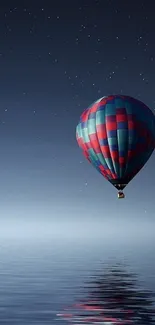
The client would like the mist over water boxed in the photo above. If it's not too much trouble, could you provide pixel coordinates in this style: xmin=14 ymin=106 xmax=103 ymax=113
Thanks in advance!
xmin=0 ymin=223 xmax=154 ymax=324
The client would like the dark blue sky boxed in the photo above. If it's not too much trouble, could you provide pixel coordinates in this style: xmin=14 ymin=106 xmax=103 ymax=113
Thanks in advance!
xmin=0 ymin=0 xmax=155 ymax=239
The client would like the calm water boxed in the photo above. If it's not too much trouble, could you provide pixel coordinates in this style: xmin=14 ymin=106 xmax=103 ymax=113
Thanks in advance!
xmin=0 ymin=237 xmax=154 ymax=324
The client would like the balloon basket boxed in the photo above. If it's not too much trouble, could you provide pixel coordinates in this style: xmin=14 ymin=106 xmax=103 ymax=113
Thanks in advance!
xmin=118 ymin=191 xmax=125 ymax=199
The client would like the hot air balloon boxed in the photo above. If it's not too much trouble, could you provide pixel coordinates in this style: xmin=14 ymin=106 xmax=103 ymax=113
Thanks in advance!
xmin=76 ymin=95 xmax=155 ymax=198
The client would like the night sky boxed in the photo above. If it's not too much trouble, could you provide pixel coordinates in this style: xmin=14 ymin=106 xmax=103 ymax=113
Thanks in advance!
xmin=0 ymin=0 xmax=155 ymax=240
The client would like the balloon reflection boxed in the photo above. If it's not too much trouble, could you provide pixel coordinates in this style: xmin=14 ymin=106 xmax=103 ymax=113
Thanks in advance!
xmin=57 ymin=263 xmax=155 ymax=324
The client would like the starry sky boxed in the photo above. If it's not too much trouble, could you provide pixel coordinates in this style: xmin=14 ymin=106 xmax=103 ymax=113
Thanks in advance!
xmin=0 ymin=0 xmax=155 ymax=240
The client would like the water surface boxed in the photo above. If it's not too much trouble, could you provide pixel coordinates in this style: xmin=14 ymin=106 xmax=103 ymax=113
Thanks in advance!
xmin=0 ymin=236 xmax=154 ymax=324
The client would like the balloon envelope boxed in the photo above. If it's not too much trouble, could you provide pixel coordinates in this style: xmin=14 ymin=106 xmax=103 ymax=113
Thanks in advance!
xmin=76 ymin=95 xmax=155 ymax=190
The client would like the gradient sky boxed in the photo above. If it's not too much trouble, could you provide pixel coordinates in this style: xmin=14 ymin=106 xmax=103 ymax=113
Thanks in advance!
xmin=0 ymin=0 xmax=155 ymax=238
